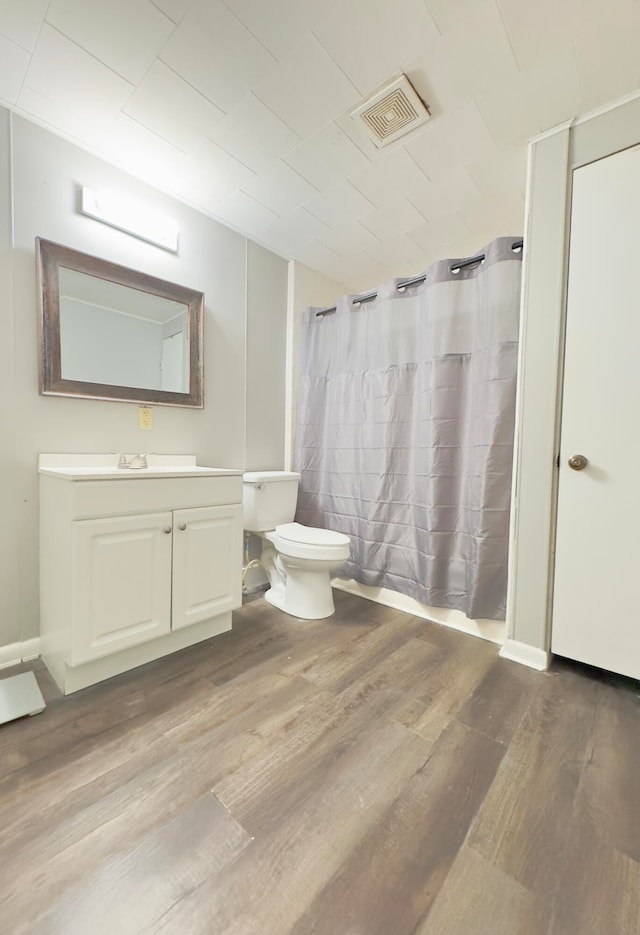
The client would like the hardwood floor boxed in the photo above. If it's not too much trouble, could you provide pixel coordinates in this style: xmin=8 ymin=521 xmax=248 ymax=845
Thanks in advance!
xmin=1 ymin=590 xmax=639 ymax=934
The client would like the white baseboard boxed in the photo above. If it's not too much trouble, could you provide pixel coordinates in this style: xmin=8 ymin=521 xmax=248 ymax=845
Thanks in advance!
xmin=0 ymin=638 xmax=42 ymax=670
xmin=21 ymin=639 xmax=41 ymax=662
xmin=332 ymin=579 xmax=506 ymax=645
xmin=499 ymin=639 xmax=551 ymax=671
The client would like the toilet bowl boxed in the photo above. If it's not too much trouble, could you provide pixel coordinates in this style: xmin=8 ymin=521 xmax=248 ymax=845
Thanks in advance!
xmin=243 ymin=472 xmax=350 ymax=620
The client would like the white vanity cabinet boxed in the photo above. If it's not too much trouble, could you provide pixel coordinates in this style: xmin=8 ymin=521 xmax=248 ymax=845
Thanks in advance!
xmin=72 ymin=511 xmax=174 ymax=663
xmin=39 ymin=455 xmax=243 ymax=695
xmin=171 ymin=504 xmax=243 ymax=631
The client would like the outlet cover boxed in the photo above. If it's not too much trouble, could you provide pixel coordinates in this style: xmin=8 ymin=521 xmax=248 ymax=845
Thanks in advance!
xmin=139 ymin=407 xmax=153 ymax=430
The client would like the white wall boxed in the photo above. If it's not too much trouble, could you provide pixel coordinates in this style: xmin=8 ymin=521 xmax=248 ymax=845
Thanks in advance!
xmin=0 ymin=107 xmax=17 ymax=652
xmin=245 ymin=240 xmax=288 ymax=471
xmin=285 ymin=260 xmax=345 ymax=469
xmin=504 ymin=124 xmax=571 ymax=655
xmin=1 ymin=110 xmax=288 ymax=650
xmin=241 ymin=259 xmax=344 ymax=594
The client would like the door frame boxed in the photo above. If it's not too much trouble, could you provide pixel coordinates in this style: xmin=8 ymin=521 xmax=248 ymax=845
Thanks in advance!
xmin=502 ymin=89 xmax=640 ymax=669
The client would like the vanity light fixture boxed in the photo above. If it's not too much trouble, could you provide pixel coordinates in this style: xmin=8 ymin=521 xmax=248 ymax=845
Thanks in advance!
xmin=80 ymin=186 xmax=179 ymax=253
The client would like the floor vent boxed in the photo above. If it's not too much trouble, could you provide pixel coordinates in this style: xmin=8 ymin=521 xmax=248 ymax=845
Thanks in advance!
xmin=352 ymin=73 xmax=431 ymax=147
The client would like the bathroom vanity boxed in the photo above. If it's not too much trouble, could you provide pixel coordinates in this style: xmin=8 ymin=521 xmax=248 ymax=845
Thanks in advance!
xmin=39 ymin=454 xmax=243 ymax=694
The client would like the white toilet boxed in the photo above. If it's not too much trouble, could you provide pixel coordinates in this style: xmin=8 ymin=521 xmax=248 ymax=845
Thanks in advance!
xmin=242 ymin=471 xmax=350 ymax=619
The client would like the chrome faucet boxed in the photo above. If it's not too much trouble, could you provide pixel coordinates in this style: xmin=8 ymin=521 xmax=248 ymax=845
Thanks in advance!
xmin=117 ymin=453 xmax=149 ymax=469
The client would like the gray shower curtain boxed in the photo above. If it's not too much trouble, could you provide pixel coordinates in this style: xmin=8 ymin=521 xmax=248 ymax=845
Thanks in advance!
xmin=294 ymin=236 xmax=522 ymax=621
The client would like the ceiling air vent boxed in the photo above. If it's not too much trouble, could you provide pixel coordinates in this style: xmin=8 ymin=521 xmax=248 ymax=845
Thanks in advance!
xmin=352 ymin=73 xmax=431 ymax=147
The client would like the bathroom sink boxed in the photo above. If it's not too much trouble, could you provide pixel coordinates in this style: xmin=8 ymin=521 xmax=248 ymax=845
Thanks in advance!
xmin=38 ymin=454 xmax=242 ymax=480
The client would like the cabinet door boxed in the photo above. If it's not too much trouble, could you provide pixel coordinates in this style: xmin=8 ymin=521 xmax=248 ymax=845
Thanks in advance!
xmin=172 ymin=504 xmax=242 ymax=630
xmin=71 ymin=512 xmax=173 ymax=665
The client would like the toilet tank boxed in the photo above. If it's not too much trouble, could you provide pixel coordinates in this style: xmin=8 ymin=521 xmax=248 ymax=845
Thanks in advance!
xmin=242 ymin=471 xmax=301 ymax=532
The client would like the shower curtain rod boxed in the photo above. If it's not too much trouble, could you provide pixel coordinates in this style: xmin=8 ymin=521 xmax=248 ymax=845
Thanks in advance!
xmin=315 ymin=238 xmax=524 ymax=317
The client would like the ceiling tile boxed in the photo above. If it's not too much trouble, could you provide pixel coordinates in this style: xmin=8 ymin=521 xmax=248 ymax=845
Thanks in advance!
xmin=0 ymin=32 xmax=29 ymax=103
xmin=98 ymin=113 xmax=189 ymax=189
xmin=572 ymin=0 xmax=640 ymax=111
xmin=160 ymin=0 xmax=276 ymax=113
xmin=406 ymin=2 xmax=518 ymax=115
xmin=425 ymin=0 xmax=488 ymax=34
xmin=100 ymin=114 xmax=206 ymax=210
xmin=17 ymin=85 xmax=107 ymax=146
xmin=0 ymin=0 xmax=48 ymax=52
xmin=348 ymin=146 xmax=430 ymax=206
xmin=305 ymin=181 xmax=375 ymax=229
xmin=412 ymin=244 xmax=452 ymax=273
xmin=222 ymin=0 xmax=314 ymax=59
xmin=445 ymin=229 xmax=498 ymax=262
xmin=407 ymin=166 xmax=480 ymax=220
xmin=318 ymin=219 xmax=380 ymax=255
xmin=254 ymin=228 xmax=294 ymax=258
xmin=405 ymin=103 xmax=495 ymax=179
xmin=209 ymin=94 xmax=301 ymax=173
xmin=304 ymin=260 xmax=352 ymax=293
xmin=292 ymin=239 xmax=341 ymax=271
xmin=496 ymin=0 xmax=577 ymax=70
xmin=407 ymin=214 xmax=471 ymax=252
xmin=312 ymin=0 xmax=440 ymax=95
xmin=457 ymin=187 xmax=525 ymax=234
xmin=266 ymin=207 xmax=332 ymax=248
xmin=365 ymin=233 xmax=422 ymax=266
xmin=213 ymin=191 xmax=278 ymax=233
xmin=253 ymin=33 xmax=359 ymax=139
xmin=149 ymin=0 xmax=193 ymax=23
xmin=6 ymin=0 xmax=640 ymax=289
xmin=124 ymin=61 xmax=224 ymax=152
xmin=46 ymin=0 xmax=174 ymax=85
xmin=284 ymin=122 xmax=370 ymax=191
xmin=184 ymin=138 xmax=257 ymax=202
xmin=242 ymin=160 xmax=318 ymax=215
xmin=320 ymin=251 xmax=384 ymax=292
xmin=466 ymin=143 xmax=527 ymax=197
xmin=359 ymin=195 xmax=426 ymax=240
xmin=395 ymin=251 xmax=437 ymax=279
xmin=22 ymin=25 xmax=134 ymax=124
xmin=476 ymin=49 xmax=582 ymax=144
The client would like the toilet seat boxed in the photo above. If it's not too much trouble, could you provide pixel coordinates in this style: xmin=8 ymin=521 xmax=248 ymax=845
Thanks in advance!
xmin=276 ymin=522 xmax=349 ymax=546
xmin=266 ymin=522 xmax=350 ymax=561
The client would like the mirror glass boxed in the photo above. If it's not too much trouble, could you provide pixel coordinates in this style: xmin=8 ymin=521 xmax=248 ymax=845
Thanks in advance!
xmin=59 ymin=269 xmax=189 ymax=393
xmin=37 ymin=239 xmax=204 ymax=408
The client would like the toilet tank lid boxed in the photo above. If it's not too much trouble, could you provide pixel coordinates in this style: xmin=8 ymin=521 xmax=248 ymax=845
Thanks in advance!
xmin=243 ymin=471 xmax=301 ymax=484
xmin=275 ymin=522 xmax=350 ymax=546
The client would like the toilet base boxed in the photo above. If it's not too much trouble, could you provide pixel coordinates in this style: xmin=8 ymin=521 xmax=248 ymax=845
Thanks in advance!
xmin=264 ymin=565 xmax=336 ymax=620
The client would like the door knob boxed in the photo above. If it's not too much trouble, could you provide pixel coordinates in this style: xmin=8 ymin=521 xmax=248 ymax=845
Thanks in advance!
xmin=568 ymin=454 xmax=588 ymax=471
xmin=163 ymin=526 xmax=172 ymax=534
xmin=178 ymin=523 xmax=187 ymax=531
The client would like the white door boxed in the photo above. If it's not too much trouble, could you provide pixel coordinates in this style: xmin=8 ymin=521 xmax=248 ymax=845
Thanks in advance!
xmin=161 ymin=332 xmax=186 ymax=392
xmin=71 ymin=512 xmax=173 ymax=664
xmin=552 ymin=144 xmax=640 ymax=679
xmin=171 ymin=504 xmax=243 ymax=630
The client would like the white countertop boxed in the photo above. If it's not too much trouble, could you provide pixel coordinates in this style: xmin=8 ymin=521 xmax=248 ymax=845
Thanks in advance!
xmin=38 ymin=454 xmax=243 ymax=481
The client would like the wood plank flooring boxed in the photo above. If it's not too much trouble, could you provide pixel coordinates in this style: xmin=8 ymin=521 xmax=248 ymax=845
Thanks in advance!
xmin=1 ymin=590 xmax=639 ymax=934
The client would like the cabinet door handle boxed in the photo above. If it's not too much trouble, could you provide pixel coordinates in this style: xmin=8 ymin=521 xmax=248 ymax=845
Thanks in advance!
xmin=178 ymin=523 xmax=187 ymax=531
xmin=163 ymin=526 xmax=172 ymax=534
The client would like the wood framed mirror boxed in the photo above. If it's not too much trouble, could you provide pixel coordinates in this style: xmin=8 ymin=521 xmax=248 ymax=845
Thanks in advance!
xmin=37 ymin=238 xmax=204 ymax=408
